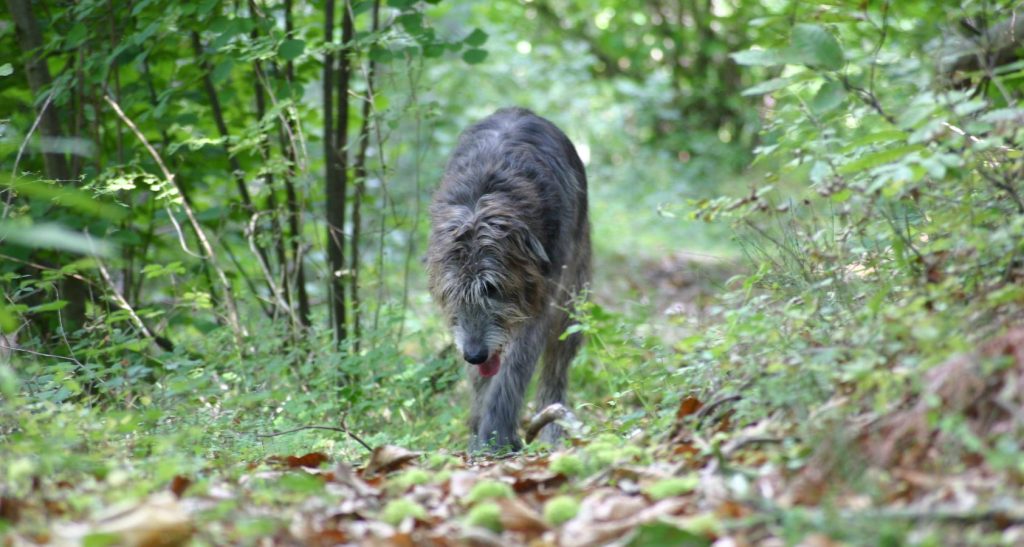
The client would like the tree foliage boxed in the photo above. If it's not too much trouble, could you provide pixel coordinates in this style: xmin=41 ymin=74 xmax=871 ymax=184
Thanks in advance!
xmin=3 ymin=0 xmax=1024 ymax=543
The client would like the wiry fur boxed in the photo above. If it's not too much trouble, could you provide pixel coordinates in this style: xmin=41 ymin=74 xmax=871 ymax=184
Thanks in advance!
xmin=426 ymin=107 xmax=591 ymax=452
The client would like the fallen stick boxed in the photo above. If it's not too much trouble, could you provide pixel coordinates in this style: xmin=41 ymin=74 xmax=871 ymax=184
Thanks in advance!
xmin=525 ymin=403 xmax=580 ymax=444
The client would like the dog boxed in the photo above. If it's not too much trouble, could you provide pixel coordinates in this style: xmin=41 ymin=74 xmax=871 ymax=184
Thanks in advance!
xmin=426 ymin=107 xmax=591 ymax=451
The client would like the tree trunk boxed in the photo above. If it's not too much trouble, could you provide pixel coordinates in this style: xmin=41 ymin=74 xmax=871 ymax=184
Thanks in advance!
xmin=350 ymin=0 xmax=381 ymax=350
xmin=6 ymin=0 xmax=71 ymax=182
xmin=324 ymin=0 xmax=348 ymax=345
xmin=282 ymin=0 xmax=311 ymax=328
xmin=7 ymin=0 xmax=88 ymax=331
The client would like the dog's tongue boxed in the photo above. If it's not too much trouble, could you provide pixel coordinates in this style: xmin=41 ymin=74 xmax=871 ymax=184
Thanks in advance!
xmin=478 ymin=352 xmax=501 ymax=377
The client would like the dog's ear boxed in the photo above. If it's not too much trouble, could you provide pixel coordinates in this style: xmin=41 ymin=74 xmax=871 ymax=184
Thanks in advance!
xmin=510 ymin=224 xmax=549 ymax=270
xmin=524 ymin=230 xmax=549 ymax=266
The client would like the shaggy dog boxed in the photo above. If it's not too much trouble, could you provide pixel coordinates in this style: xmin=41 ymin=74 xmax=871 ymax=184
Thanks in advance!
xmin=426 ymin=107 xmax=591 ymax=451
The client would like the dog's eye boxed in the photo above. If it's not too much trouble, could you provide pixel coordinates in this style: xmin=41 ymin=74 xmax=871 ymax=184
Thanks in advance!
xmin=482 ymin=281 xmax=500 ymax=299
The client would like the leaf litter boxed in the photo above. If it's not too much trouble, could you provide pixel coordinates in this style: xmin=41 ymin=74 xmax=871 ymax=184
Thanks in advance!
xmin=8 ymin=331 xmax=1024 ymax=544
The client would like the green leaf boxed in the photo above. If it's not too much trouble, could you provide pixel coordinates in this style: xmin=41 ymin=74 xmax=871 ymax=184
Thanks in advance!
xmin=730 ymin=48 xmax=788 ymax=66
xmin=369 ymin=45 xmax=394 ymax=63
xmin=27 ymin=300 xmax=68 ymax=313
xmin=838 ymin=144 xmax=925 ymax=176
xmin=197 ymin=0 xmax=219 ymax=16
xmin=462 ymin=49 xmax=488 ymax=65
xmin=790 ymin=24 xmax=843 ymax=70
xmin=278 ymin=39 xmax=306 ymax=61
xmin=0 ymin=221 xmax=115 ymax=256
xmin=841 ymin=130 xmax=907 ymax=152
xmin=83 ymin=533 xmax=121 ymax=547
xmin=278 ymin=472 xmax=324 ymax=494
xmin=397 ymin=13 xmax=423 ymax=34
xmin=741 ymin=76 xmax=796 ymax=96
xmin=66 ymin=23 xmax=89 ymax=49
xmin=423 ymin=44 xmax=445 ymax=58
xmin=0 ymin=63 xmax=13 ymax=77
xmin=2 ymin=178 xmax=128 ymax=221
xmin=464 ymin=28 xmax=488 ymax=47
xmin=811 ymin=79 xmax=846 ymax=112
xmin=211 ymin=59 xmax=235 ymax=84
xmin=0 ymin=305 xmax=16 ymax=333
xmin=627 ymin=522 xmax=710 ymax=547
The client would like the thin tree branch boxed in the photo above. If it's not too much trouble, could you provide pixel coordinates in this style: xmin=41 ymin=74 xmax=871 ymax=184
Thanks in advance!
xmin=103 ymin=93 xmax=247 ymax=344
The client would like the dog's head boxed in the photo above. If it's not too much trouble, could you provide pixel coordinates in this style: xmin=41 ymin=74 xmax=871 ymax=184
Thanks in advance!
xmin=426 ymin=196 xmax=549 ymax=376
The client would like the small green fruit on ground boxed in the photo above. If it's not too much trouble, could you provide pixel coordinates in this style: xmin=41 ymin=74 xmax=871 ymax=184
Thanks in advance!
xmin=549 ymin=454 xmax=584 ymax=477
xmin=464 ymin=479 xmax=514 ymax=504
xmin=543 ymin=495 xmax=580 ymax=526
xmin=465 ymin=501 xmax=503 ymax=532
xmin=380 ymin=498 xmax=427 ymax=526
xmin=644 ymin=475 xmax=698 ymax=500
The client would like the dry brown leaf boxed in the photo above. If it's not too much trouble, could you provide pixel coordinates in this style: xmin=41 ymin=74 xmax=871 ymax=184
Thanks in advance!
xmin=0 ymin=495 xmax=21 ymax=524
xmin=560 ymin=497 xmax=687 ymax=547
xmin=448 ymin=470 xmax=479 ymax=499
xmin=365 ymin=445 xmax=422 ymax=476
xmin=305 ymin=528 xmax=349 ymax=547
xmin=333 ymin=462 xmax=380 ymax=497
xmin=512 ymin=467 xmax=566 ymax=494
xmin=797 ymin=533 xmax=845 ymax=547
xmin=498 ymin=497 xmax=549 ymax=538
xmin=866 ymin=327 xmax=1024 ymax=468
xmin=53 ymin=492 xmax=192 ymax=547
xmin=677 ymin=396 xmax=703 ymax=420
xmin=575 ymin=489 xmax=648 ymax=523
xmin=268 ymin=452 xmax=330 ymax=469
xmin=169 ymin=475 xmax=191 ymax=498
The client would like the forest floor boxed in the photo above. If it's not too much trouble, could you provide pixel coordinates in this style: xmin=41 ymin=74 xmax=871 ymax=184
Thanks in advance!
xmin=7 ymin=255 xmax=1024 ymax=546
xmin=19 ymin=343 xmax=1024 ymax=546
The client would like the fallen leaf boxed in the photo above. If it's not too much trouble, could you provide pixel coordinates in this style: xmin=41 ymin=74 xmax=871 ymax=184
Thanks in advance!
xmin=53 ymin=492 xmax=192 ymax=547
xmin=269 ymin=452 xmax=329 ymax=469
xmin=0 ymin=495 xmax=21 ymax=523
xmin=560 ymin=497 xmax=688 ymax=547
xmin=677 ymin=396 xmax=703 ymax=420
xmin=169 ymin=475 xmax=191 ymax=498
xmin=498 ymin=497 xmax=548 ymax=538
xmin=365 ymin=445 xmax=421 ymax=476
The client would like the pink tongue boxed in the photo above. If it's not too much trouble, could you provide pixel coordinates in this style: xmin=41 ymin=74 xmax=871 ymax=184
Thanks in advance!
xmin=478 ymin=353 xmax=501 ymax=377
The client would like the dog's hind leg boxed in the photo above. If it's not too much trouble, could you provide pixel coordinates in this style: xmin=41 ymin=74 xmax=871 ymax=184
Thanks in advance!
xmin=474 ymin=318 xmax=549 ymax=452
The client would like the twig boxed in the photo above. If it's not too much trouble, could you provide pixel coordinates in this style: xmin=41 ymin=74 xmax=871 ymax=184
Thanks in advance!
xmin=339 ymin=412 xmax=372 ymax=452
xmin=0 ymin=344 xmax=82 ymax=365
xmin=91 ymin=235 xmax=174 ymax=351
xmin=247 ymin=211 xmax=301 ymax=327
xmin=721 ymin=435 xmax=784 ymax=457
xmin=695 ymin=394 xmax=742 ymax=428
xmin=10 ymin=90 xmax=55 ymax=179
xmin=257 ymin=419 xmax=372 ymax=452
xmin=524 ymin=403 xmax=582 ymax=444
xmin=103 ymin=93 xmax=247 ymax=344
xmin=3 ymin=90 xmax=57 ymax=223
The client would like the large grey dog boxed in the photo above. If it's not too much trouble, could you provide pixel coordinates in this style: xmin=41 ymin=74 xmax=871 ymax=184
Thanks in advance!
xmin=426 ymin=107 xmax=591 ymax=452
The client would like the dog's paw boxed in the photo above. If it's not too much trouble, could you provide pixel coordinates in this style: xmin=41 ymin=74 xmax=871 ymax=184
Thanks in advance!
xmin=534 ymin=422 xmax=565 ymax=447
xmin=472 ymin=425 xmax=523 ymax=455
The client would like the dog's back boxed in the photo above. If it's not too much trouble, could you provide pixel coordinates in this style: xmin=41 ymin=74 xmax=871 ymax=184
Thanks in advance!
xmin=428 ymin=108 xmax=591 ymax=451
xmin=438 ymin=108 xmax=588 ymax=275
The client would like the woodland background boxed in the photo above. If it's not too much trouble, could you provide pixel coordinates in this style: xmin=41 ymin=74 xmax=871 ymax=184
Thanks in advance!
xmin=2 ymin=0 xmax=1024 ymax=544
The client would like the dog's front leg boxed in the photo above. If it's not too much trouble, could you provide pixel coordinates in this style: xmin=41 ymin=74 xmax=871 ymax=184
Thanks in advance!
xmin=474 ymin=319 xmax=549 ymax=452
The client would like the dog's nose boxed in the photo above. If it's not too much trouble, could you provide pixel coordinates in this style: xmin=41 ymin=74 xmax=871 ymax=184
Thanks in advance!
xmin=463 ymin=345 xmax=489 ymax=365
